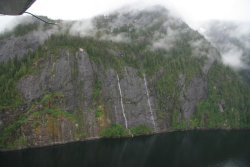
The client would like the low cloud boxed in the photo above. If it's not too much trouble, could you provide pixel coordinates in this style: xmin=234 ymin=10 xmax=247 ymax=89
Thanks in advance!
xmin=0 ymin=16 xmax=34 ymax=34
xmin=68 ymin=19 xmax=95 ymax=37
xmin=200 ymin=21 xmax=250 ymax=70
xmin=1 ymin=4 xmax=249 ymax=72
xmin=0 ymin=16 xmax=60 ymax=39
xmin=152 ymin=27 xmax=178 ymax=51
xmin=222 ymin=47 xmax=246 ymax=69
xmin=228 ymin=22 xmax=250 ymax=38
xmin=68 ymin=16 xmax=131 ymax=43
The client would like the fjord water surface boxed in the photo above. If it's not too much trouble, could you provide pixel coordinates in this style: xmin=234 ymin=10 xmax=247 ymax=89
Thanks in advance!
xmin=1 ymin=130 xmax=250 ymax=167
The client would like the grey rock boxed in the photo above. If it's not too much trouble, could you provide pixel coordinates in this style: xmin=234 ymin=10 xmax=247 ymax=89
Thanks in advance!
xmin=18 ymin=75 xmax=43 ymax=102
xmin=181 ymin=77 xmax=208 ymax=120
xmin=0 ymin=105 xmax=28 ymax=132
xmin=0 ymin=29 xmax=56 ymax=62
xmin=101 ymin=67 xmax=157 ymax=129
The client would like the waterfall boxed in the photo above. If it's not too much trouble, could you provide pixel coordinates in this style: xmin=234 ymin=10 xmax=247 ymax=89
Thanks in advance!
xmin=143 ymin=74 xmax=156 ymax=131
xmin=116 ymin=73 xmax=128 ymax=129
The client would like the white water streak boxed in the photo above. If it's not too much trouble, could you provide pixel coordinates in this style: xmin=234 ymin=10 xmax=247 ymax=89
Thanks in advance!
xmin=116 ymin=73 xmax=128 ymax=129
xmin=143 ymin=74 xmax=156 ymax=131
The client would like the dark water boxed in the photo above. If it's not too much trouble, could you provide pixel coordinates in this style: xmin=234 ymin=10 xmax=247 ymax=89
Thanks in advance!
xmin=1 ymin=130 xmax=250 ymax=167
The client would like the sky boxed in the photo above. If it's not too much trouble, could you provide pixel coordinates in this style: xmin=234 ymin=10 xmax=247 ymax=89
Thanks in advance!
xmin=0 ymin=0 xmax=250 ymax=32
xmin=26 ymin=0 xmax=250 ymax=22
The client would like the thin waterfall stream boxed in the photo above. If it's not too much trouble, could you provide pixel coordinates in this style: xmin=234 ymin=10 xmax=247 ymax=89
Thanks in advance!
xmin=116 ymin=73 xmax=128 ymax=129
xmin=143 ymin=73 xmax=156 ymax=131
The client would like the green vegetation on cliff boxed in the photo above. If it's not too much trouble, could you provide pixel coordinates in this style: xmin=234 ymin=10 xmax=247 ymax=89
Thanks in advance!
xmin=0 ymin=92 xmax=84 ymax=149
xmin=0 ymin=51 xmax=40 ymax=107
xmin=1 ymin=9 xmax=250 ymax=150
xmin=1 ymin=32 xmax=250 ymax=147
xmin=101 ymin=124 xmax=152 ymax=138
xmin=101 ymin=124 xmax=129 ymax=138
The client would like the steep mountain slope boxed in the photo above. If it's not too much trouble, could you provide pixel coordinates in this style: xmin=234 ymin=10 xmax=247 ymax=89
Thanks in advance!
xmin=1 ymin=6 xmax=250 ymax=150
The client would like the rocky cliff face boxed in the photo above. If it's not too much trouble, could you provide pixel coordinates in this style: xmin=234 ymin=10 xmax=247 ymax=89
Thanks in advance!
xmin=0 ymin=22 xmax=57 ymax=62
xmin=14 ymin=49 xmax=159 ymax=145
xmin=1 ymin=6 xmax=250 ymax=150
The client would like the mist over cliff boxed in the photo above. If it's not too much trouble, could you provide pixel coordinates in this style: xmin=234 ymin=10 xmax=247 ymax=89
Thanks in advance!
xmin=200 ymin=21 xmax=250 ymax=83
xmin=0 ymin=6 xmax=250 ymax=150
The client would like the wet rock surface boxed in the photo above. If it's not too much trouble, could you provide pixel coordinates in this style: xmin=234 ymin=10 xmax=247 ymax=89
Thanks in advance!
xmin=0 ymin=29 xmax=56 ymax=62
xmin=181 ymin=77 xmax=208 ymax=119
